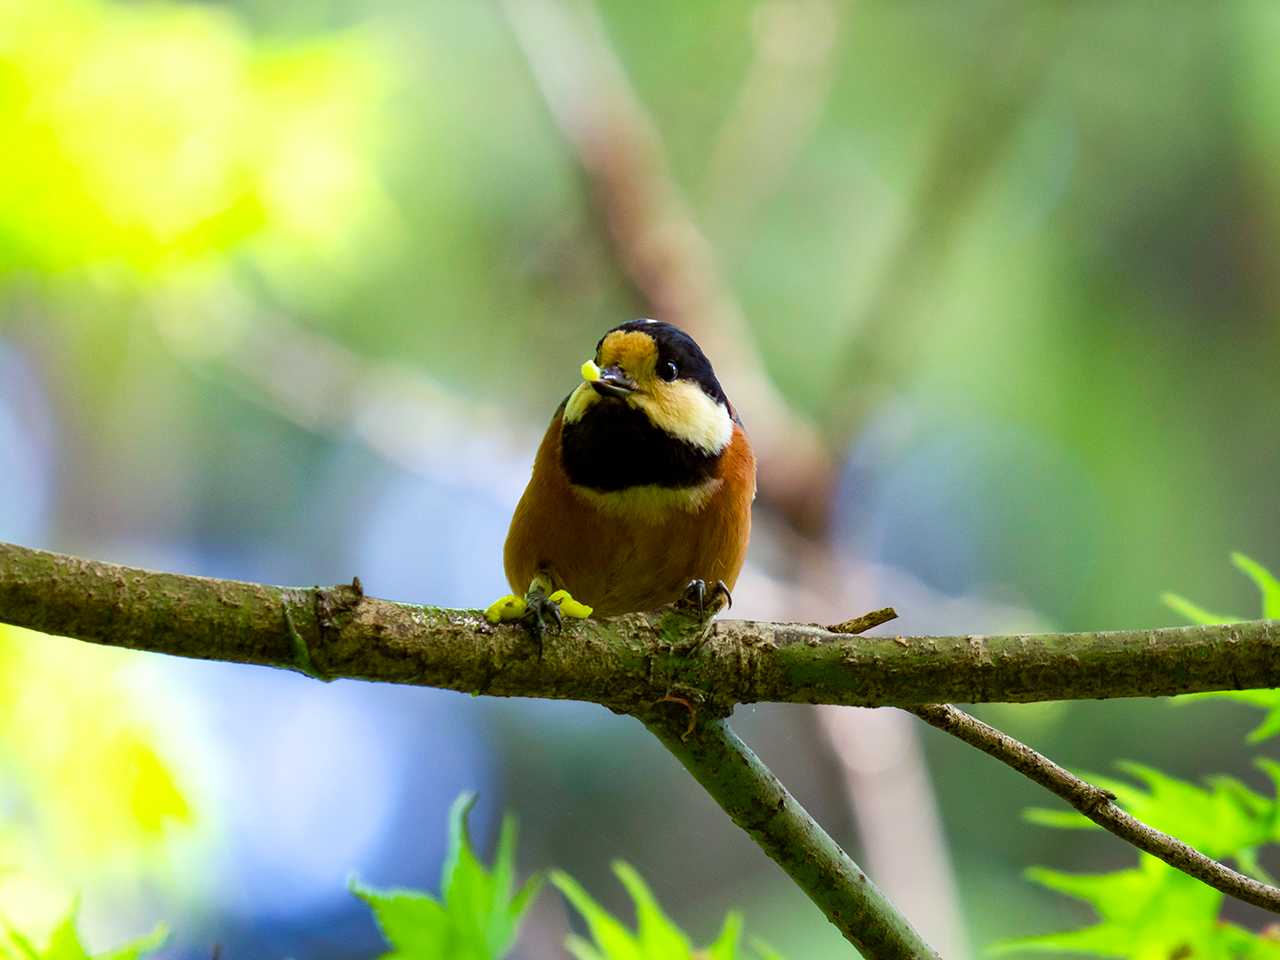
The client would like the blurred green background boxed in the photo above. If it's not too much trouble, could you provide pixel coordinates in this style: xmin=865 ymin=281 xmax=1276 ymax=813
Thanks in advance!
xmin=2 ymin=0 xmax=1279 ymax=956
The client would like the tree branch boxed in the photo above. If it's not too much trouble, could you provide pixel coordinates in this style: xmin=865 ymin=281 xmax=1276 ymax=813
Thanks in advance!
xmin=9 ymin=539 xmax=1280 ymax=950
xmin=644 ymin=710 xmax=939 ymax=960
xmin=4 ymin=541 xmax=1280 ymax=713
xmin=907 ymin=703 xmax=1280 ymax=913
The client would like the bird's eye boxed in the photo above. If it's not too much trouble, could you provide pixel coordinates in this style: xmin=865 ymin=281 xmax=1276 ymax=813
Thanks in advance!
xmin=659 ymin=361 xmax=679 ymax=382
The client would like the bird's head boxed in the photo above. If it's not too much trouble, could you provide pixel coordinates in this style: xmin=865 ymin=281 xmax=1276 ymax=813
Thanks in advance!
xmin=564 ymin=319 xmax=733 ymax=456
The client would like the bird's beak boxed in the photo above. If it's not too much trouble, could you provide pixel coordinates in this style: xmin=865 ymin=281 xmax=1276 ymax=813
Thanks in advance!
xmin=581 ymin=360 xmax=637 ymax=398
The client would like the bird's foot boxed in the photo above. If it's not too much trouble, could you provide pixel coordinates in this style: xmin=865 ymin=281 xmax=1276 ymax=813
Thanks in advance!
xmin=484 ymin=587 xmax=592 ymax=633
xmin=484 ymin=594 xmax=528 ymax=624
xmin=546 ymin=589 xmax=593 ymax=619
xmin=525 ymin=587 xmax=593 ymax=653
xmin=676 ymin=579 xmax=732 ymax=619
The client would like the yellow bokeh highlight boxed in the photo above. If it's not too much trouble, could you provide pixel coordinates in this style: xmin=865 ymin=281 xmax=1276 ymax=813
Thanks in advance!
xmin=0 ymin=0 xmax=392 ymax=282
xmin=0 ymin=624 xmax=196 ymax=933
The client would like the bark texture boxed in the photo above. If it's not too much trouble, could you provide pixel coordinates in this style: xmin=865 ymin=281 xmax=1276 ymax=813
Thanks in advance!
xmin=908 ymin=703 xmax=1280 ymax=913
xmin=646 ymin=710 xmax=940 ymax=959
xmin=3 ymin=541 xmax=1278 ymax=714
xmin=8 ymin=539 xmax=1280 ymax=958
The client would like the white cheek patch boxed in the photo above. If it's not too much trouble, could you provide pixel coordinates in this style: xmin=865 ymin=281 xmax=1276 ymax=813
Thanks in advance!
xmin=563 ymin=382 xmax=598 ymax=424
xmin=632 ymin=382 xmax=732 ymax=454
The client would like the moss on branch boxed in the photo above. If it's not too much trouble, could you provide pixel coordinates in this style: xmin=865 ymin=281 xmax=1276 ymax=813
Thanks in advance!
xmin=3 ymin=541 xmax=1279 ymax=715
xmin=9 ymin=539 xmax=1280 ymax=956
xmin=645 ymin=710 xmax=939 ymax=959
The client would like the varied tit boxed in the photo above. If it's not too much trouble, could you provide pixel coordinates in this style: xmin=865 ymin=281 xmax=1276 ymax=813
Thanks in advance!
xmin=485 ymin=319 xmax=756 ymax=627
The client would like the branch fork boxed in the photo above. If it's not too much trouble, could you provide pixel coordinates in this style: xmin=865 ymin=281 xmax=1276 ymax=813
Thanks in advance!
xmin=5 ymin=539 xmax=1280 ymax=957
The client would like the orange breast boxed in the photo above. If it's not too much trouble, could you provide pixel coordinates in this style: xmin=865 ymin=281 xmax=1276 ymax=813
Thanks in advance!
xmin=503 ymin=415 xmax=755 ymax=616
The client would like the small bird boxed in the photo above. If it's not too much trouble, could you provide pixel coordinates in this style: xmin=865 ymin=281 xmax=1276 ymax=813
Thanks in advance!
xmin=486 ymin=319 xmax=755 ymax=627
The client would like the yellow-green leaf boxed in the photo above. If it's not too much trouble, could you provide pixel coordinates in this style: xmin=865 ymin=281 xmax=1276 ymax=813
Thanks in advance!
xmin=352 ymin=793 xmax=541 ymax=960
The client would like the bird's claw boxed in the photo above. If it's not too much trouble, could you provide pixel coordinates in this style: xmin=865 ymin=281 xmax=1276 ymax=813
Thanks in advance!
xmin=485 ymin=585 xmax=592 ymax=657
xmin=677 ymin=579 xmax=732 ymax=618
xmin=485 ymin=587 xmax=592 ymax=624
xmin=525 ymin=590 xmax=563 ymax=635
xmin=522 ymin=587 xmax=592 ymax=651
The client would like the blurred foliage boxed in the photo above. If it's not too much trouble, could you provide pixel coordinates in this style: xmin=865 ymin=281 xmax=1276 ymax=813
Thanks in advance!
xmin=0 ymin=626 xmax=193 ymax=938
xmin=0 ymin=0 xmax=1278 ymax=954
xmin=552 ymin=863 xmax=782 ymax=960
xmin=1007 ymin=556 xmax=1280 ymax=957
xmin=0 ymin=0 xmax=391 ymax=291
xmin=1001 ymin=860 xmax=1280 ymax=960
xmin=0 ymin=908 xmax=165 ymax=960
xmin=0 ymin=0 xmax=393 ymax=936
xmin=353 ymin=793 xmax=541 ymax=960
xmin=1024 ymin=760 xmax=1280 ymax=866
xmin=356 ymin=794 xmax=783 ymax=960
xmin=1165 ymin=553 xmax=1280 ymax=742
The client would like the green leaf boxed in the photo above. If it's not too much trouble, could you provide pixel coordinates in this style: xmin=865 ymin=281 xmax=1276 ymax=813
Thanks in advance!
xmin=1159 ymin=592 xmax=1241 ymax=626
xmin=351 ymin=884 xmax=451 ymax=959
xmin=1016 ymin=554 xmax=1280 ymax=957
xmin=1164 ymin=555 xmax=1280 ymax=740
xmin=1022 ymin=863 xmax=1158 ymax=916
xmin=1105 ymin=761 xmax=1273 ymax=857
xmin=1172 ymin=689 xmax=1280 ymax=743
xmin=552 ymin=862 xmax=784 ymax=960
xmin=994 ymin=923 xmax=1131 ymax=957
xmin=1219 ymin=923 xmax=1280 ymax=960
xmin=496 ymin=817 xmax=544 ymax=941
xmin=1014 ymin=756 xmax=1280 ymax=957
xmin=0 ymin=921 xmax=41 ymax=960
xmin=1034 ymin=768 xmax=1274 ymax=865
xmin=1027 ymin=760 xmax=1275 ymax=859
xmin=611 ymin=862 xmax=691 ymax=958
xmin=1000 ymin=859 xmax=1227 ymax=958
xmin=551 ymin=871 xmax=641 ymax=960
xmin=1233 ymin=552 xmax=1280 ymax=619
xmin=353 ymin=793 xmax=541 ymax=960
xmin=1254 ymin=757 xmax=1280 ymax=790
xmin=705 ymin=912 xmax=742 ymax=960
xmin=0 ymin=908 xmax=165 ymax=960
xmin=36 ymin=914 xmax=88 ymax=960
xmin=1244 ymin=705 xmax=1280 ymax=743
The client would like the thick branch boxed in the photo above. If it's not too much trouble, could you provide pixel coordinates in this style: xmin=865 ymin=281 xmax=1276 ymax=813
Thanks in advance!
xmin=645 ymin=710 xmax=939 ymax=959
xmin=3 ymin=542 xmax=1279 ymax=714
xmin=907 ymin=704 xmax=1280 ymax=913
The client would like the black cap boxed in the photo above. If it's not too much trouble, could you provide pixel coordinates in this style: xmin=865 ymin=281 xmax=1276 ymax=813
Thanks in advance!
xmin=602 ymin=319 xmax=728 ymax=406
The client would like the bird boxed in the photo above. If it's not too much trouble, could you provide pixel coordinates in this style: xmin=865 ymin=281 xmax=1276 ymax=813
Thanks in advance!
xmin=485 ymin=319 xmax=755 ymax=628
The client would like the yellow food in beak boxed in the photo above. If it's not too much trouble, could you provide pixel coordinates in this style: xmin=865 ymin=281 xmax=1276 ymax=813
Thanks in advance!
xmin=581 ymin=360 xmax=602 ymax=383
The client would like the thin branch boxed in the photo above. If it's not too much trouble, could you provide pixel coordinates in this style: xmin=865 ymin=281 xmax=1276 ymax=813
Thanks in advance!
xmin=907 ymin=703 xmax=1280 ymax=914
xmin=644 ymin=710 xmax=939 ymax=960
xmin=5 ymin=540 xmax=1280 ymax=712
xmin=829 ymin=606 xmax=899 ymax=635
xmin=10 ymin=540 xmax=1280 ymax=948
